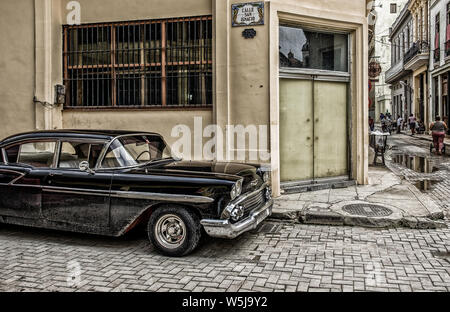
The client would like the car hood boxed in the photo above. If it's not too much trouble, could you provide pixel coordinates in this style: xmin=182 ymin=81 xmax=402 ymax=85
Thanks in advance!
xmin=127 ymin=160 xmax=263 ymax=190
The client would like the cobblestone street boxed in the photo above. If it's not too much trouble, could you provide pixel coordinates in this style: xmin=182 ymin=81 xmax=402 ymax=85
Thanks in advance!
xmin=1 ymin=220 xmax=450 ymax=292
xmin=386 ymin=134 xmax=450 ymax=217
xmin=1 ymin=134 xmax=450 ymax=292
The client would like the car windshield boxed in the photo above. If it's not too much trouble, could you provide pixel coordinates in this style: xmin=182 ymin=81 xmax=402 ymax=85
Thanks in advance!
xmin=101 ymin=135 xmax=177 ymax=168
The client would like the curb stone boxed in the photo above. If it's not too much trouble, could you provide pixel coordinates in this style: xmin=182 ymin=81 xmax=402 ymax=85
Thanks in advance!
xmin=270 ymin=207 xmax=448 ymax=229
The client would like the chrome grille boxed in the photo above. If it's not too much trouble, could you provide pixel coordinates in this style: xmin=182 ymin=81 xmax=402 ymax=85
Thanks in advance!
xmin=241 ymin=190 xmax=265 ymax=214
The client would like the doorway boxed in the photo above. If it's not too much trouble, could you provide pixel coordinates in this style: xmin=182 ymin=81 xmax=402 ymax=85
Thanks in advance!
xmin=280 ymin=76 xmax=348 ymax=183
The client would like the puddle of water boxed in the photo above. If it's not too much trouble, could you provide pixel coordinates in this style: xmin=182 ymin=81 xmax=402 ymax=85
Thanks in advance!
xmin=391 ymin=154 xmax=439 ymax=174
xmin=413 ymin=180 xmax=440 ymax=192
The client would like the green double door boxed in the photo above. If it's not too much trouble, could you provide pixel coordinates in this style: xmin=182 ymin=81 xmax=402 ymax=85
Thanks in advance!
xmin=280 ymin=77 xmax=348 ymax=182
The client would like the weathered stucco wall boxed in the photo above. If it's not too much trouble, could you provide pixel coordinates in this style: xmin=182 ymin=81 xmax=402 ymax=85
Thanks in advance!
xmin=62 ymin=109 xmax=213 ymax=159
xmin=0 ymin=0 xmax=36 ymax=140
xmin=60 ymin=0 xmax=212 ymax=23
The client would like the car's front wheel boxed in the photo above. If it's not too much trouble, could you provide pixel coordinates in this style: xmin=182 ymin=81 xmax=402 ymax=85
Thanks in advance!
xmin=147 ymin=206 xmax=201 ymax=257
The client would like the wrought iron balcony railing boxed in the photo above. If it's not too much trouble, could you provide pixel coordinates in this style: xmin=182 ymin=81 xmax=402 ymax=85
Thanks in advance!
xmin=404 ymin=40 xmax=429 ymax=64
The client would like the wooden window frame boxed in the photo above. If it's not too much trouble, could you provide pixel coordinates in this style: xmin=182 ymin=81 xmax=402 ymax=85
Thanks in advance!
xmin=63 ymin=16 xmax=213 ymax=110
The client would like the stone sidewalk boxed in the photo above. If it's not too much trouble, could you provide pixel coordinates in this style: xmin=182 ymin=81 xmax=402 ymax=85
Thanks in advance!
xmin=271 ymin=167 xmax=446 ymax=230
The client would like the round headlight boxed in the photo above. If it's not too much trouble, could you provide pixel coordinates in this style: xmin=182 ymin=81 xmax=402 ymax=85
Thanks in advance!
xmin=230 ymin=185 xmax=237 ymax=200
xmin=230 ymin=180 xmax=243 ymax=200
xmin=235 ymin=180 xmax=242 ymax=196
xmin=263 ymin=172 xmax=270 ymax=183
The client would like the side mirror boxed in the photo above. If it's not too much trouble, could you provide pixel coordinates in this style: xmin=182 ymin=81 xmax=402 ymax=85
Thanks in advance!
xmin=79 ymin=161 xmax=95 ymax=174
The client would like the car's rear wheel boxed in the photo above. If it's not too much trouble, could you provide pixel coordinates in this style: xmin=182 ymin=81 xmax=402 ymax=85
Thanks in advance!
xmin=147 ymin=206 xmax=201 ymax=257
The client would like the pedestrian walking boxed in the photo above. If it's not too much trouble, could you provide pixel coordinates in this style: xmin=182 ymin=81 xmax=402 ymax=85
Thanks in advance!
xmin=396 ymin=115 xmax=403 ymax=134
xmin=430 ymin=116 xmax=448 ymax=155
xmin=409 ymin=114 xmax=416 ymax=135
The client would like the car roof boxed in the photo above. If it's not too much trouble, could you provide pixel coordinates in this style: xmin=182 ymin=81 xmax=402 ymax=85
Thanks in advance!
xmin=0 ymin=129 xmax=161 ymax=146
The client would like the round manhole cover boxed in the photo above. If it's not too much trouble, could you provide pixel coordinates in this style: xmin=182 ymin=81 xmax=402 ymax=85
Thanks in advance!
xmin=342 ymin=204 xmax=393 ymax=217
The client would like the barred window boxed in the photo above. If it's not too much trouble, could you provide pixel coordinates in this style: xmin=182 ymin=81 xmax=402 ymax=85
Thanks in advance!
xmin=63 ymin=16 xmax=212 ymax=109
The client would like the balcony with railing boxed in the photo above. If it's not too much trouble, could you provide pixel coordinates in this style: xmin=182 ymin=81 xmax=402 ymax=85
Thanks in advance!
xmin=403 ymin=40 xmax=430 ymax=71
xmin=385 ymin=59 xmax=404 ymax=84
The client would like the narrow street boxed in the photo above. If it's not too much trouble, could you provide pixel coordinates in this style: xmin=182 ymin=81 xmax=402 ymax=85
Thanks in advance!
xmin=386 ymin=133 xmax=450 ymax=217
xmin=0 ymin=134 xmax=450 ymax=292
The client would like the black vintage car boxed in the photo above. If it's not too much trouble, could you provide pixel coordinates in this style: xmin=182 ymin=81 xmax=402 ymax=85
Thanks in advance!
xmin=0 ymin=130 xmax=273 ymax=256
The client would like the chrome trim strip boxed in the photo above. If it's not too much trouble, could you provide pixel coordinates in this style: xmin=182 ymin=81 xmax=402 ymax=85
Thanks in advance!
xmin=201 ymin=199 xmax=273 ymax=239
xmin=0 ymin=169 xmax=27 ymax=185
xmin=9 ymin=173 xmax=26 ymax=185
xmin=43 ymin=187 xmax=109 ymax=197
xmin=110 ymin=190 xmax=215 ymax=204
xmin=41 ymin=185 xmax=214 ymax=203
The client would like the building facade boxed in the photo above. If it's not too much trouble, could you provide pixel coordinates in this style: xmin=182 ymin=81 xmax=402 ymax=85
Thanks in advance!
xmin=386 ymin=1 xmax=414 ymax=120
xmin=371 ymin=0 xmax=409 ymax=121
xmin=0 ymin=0 xmax=369 ymax=196
xmin=406 ymin=0 xmax=430 ymax=128
xmin=430 ymin=0 xmax=450 ymax=129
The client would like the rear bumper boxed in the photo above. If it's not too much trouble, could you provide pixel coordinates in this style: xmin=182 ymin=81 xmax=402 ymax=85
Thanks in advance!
xmin=200 ymin=199 xmax=273 ymax=239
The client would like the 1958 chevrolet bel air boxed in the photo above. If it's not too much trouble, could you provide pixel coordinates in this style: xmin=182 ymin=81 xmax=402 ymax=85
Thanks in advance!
xmin=0 ymin=130 xmax=273 ymax=256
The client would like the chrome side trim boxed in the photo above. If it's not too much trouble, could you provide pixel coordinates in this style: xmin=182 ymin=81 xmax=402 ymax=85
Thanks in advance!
xmin=41 ymin=185 xmax=214 ymax=203
xmin=110 ymin=190 xmax=214 ymax=204
xmin=9 ymin=173 xmax=27 ymax=185
xmin=201 ymin=199 xmax=273 ymax=239
xmin=42 ymin=186 xmax=109 ymax=197
xmin=0 ymin=169 xmax=27 ymax=185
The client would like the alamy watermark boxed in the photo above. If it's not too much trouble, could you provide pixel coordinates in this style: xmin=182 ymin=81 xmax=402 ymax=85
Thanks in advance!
xmin=170 ymin=117 xmax=274 ymax=165
xmin=66 ymin=1 xmax=81 ymax=25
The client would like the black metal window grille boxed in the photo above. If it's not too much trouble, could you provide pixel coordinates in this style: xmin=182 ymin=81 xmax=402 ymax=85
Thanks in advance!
xmin=63 ymin=16 xmax=213 ymax=109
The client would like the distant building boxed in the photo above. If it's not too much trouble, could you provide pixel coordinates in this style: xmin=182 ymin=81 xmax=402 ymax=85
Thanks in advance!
xmin=386 ymin=1 xmax=414 ymax=121
xmin=371 ymin=0 xmax=409 ymax=121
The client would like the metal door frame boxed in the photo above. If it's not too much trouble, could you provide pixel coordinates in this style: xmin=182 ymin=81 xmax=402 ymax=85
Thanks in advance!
xmin=279 ymin=69 xmax=351 ymax=185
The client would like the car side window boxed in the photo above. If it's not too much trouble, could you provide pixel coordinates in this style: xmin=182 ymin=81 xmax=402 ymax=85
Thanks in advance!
xmin=58 ymin=142 xmax=104 ymax=169
xmin=11 ymin=141 xmax=57 ymax=168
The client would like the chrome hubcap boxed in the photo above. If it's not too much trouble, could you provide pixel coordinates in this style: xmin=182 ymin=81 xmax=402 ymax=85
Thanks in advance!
xmin=155 ymin=214 xmax=186 ymax=249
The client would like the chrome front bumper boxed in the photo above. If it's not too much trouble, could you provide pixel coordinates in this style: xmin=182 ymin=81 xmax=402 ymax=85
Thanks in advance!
xmin=200 ymin=199 xmax=273 ymax=239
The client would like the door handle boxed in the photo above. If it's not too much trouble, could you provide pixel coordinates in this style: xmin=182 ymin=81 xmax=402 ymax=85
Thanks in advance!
xmin=306 ymin=118 xmax=311 ymax=122
xmin=307 ymin=137 xmax=311 ymax=140
xmin=49 ymin=172 xmax=63 ymax=177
